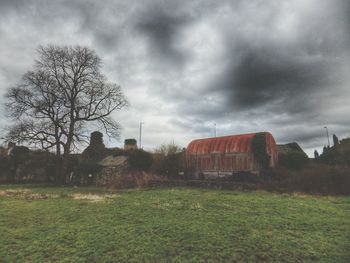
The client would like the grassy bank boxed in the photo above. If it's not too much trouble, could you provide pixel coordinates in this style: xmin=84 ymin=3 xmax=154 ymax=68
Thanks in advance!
xmin=0 ymin=185 xmax=349 ymax=262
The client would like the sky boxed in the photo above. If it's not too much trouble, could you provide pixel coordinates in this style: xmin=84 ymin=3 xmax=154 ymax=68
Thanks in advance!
xmin=0 ymin=0 xmax=349 ymax=155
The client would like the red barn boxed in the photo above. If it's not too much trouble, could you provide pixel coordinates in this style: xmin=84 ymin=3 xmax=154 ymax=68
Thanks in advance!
xmin=185 ymin=132 xmax=278 ymax=179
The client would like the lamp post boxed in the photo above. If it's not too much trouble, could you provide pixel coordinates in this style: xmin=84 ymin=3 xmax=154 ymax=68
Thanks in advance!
xmin=139 ymin=122 xmax=144 ymax=149
xmin=324 ymin=126 xmax=330 ymax=147
xmin=214 ymin=123 xmax=217 ymax=137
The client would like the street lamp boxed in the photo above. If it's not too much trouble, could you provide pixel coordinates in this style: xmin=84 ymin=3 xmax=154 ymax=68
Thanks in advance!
xmin=324 ymin=126 xmax=330 ymax=147
xmin=139 ymin=122 xmax=144 ymax=149
xmin=214 ymin=123 xmax=217 ymax=137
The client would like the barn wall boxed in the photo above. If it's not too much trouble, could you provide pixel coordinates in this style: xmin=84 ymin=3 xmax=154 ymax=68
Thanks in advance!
xmin=265 ymin=132 xmax=278 ymax=167
xmin=186 ymin=152 xmax=256 ymax=173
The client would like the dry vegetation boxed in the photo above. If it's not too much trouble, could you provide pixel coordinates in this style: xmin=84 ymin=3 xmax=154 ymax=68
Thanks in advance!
xmin=263 ymin=164 xmax=350 ymax=195
xmin=106 ymin=171 xmax=168 ymax=190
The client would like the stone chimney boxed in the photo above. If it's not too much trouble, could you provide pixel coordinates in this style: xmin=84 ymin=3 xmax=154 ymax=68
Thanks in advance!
xmin=124 ymin=138 xmax=137 ymax=150
xmin=90 ymin=131 xmax=104 ymax=147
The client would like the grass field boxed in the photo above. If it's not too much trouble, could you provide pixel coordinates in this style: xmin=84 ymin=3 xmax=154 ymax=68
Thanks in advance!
xmin=0 ymin=185 xmax=349 ymax=262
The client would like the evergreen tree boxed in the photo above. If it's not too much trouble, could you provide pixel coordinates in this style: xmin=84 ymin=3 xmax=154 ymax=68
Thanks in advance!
xmin=333 ymin=134 xmax=339 ymax=146
xmin=314 ymin=150 xmax=319 ymax=159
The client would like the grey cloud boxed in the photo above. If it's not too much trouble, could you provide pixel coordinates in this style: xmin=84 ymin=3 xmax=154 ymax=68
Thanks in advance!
xmin=219 ymin=46 xmax=332 ymax=111
xmin=0 ymin=0 xmax=350 ymax=156
xmin=213 ymin=1 xmax=350 ymax=114
xmin=135 ymin=5 xmax=192 ymax=68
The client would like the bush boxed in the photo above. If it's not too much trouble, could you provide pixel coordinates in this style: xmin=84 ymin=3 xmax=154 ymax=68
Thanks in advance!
xmin=231 ymin=171 xmax=261 ymax=183
xmin=65 ymin=154 xmax=80 ymax=174
xmin=0 ymin=156 xmax=12 ymax=170
xmin=264 ymin=164 xmax=350 ymax=195
xmin=319 ymin=145 xmax=350 ymax=166
xmin=153 ymin=153 xmax=185 ymax=177
xmin=10 ymin=146 xmax=30 ymax=165
xmin=73 ymin=162 xmax=104 ymax=185
xmin=128 ymin=149 xmax=153 ymax=171
xmin=0 ymin=156 xmax=13 ymax=182
xmin=279 ymin=151 xmax=309 ymax=170
xmin=107 ymin=171 xmax=168 ymax=189
xmin=75 ymin=162 xmax=103 ymax=175
xmin=251 ymin=133 xmax=270 ymax=168
xmin=15 ymin=151 xmax=56 ymax=182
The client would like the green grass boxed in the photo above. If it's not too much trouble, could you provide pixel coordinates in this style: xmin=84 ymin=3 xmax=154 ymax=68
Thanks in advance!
xmin=0 ymin=185 xmax=349 ymax=262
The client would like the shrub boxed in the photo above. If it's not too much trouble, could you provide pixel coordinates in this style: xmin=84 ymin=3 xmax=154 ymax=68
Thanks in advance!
xmin=73 ymin=162 xmax=104 ymax=185
xmin=65 ymin=154 xmax=80 ymax=174
xmin=10 ymin=146 xmax=30 ymax=165
xmin=107 ymin=171 xmax=168 ymax=189
xmin=153 ymin=153 xmax=185 ymax=177
xmin=128 ymin=149 xmax=153 ymax=171
xmin=232 ymin=171 xmax=261 ymax=183
xmin=0 ymin=156 xmax=12 ymax=170
xmin=0 ymin=156 xmax=13 ymax=182
xmin=251 ymin=132 xmax=270 ymax=168
xmin=11 ymin=151 xmax=57 ymax=182
xmin=265 ymin=164 xmax=350 ymax=195
xmin=279 ymin=151 xmax=309 ymax=170
xmin=319 ymin=145 xmax=350 ymax=166
xmin=75 ymin=162 xmax=103 ymax=175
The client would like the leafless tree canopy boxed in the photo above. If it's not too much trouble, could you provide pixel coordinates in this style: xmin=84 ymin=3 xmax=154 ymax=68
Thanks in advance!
xmin=5 ymin=45 xmax=128 ymax=156
xmin=154 ymin=141 xmax=183 ymax=156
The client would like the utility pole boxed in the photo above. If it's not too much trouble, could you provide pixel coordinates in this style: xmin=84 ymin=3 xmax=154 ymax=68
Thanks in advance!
xmin=324 ymin=126 xmax=330 ymax=147
xmin=139 ymin=122 xmax=144 ymax=149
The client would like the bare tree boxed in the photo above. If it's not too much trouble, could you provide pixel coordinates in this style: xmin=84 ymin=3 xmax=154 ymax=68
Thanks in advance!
xmin=154 ymin=141 xmax=183 ymax=156
xmin=4 ymin=45 xmax=128 ymax=182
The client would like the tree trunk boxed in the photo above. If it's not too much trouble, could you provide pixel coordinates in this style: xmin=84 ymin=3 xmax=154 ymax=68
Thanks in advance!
xmin=59 ymin=119 xmax=75 ymax=184
xmin=55 ymin=144 xmax=64 ymax=184
xmin=55 ymin=156 xmax=64 ymax=184
xmin=59 ymin=141 xmax=73 ymax=185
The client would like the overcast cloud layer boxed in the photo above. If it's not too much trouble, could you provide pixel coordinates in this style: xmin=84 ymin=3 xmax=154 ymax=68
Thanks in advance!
xmin=0 ymin=0 xmax=349 ymax=155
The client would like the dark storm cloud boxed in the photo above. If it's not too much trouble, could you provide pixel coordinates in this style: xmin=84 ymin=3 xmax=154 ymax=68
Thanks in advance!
xmin=0 ymin=0 xmax=350 ymax=154
xmin=0 ymin=0 xmax=26 ymax=11
xmin=136 ymin=5 xmax=192 ymax=68
xmin=216 ymin=45 xmax=331 ymax=110
xmin=209 ymin=0 xmax=350 ymax=114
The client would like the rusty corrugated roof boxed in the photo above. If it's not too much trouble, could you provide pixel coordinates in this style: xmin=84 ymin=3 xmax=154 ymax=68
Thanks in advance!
xmin=186 ymin=132 xmax=276 ymax=155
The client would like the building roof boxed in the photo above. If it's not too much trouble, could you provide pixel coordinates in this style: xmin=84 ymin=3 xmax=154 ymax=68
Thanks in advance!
xmin=277 ymin=143 xmax=306 ymax=155
xmin=186 ymin=132 xmax=277 ymax=155
xmin=99 ymin=156 xmax=127 ymax=167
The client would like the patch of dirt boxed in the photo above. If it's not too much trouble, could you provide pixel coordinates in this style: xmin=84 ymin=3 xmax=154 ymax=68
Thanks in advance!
xmin=190 ymin=202 xmax=203 ymax=210
xmin=0 ymin=189 xmax=59 ymax=200
xmin=70 ymin=193 xmax=119 ymax=203
xmin=291 ymin=192 xmax=336 ymax=200
xmin=0 ymin=189 xmax=31 ymax=196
